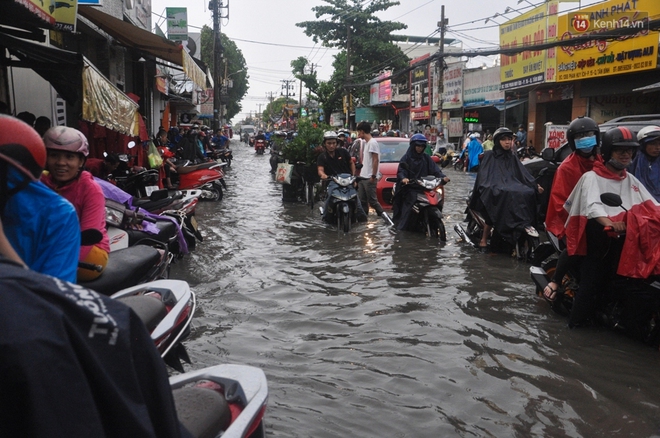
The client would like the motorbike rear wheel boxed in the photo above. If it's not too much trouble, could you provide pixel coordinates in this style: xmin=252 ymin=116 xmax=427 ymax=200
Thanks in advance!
xmin=304 ymin=181 xmax=314 ymax=210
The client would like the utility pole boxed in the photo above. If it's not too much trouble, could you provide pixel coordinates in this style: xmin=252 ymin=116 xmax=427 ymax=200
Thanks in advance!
xmin=211 ymin=0 xmax=228 ymax=131
xmin=281 ymin=79 xmax=295 ymax=127
xmin=345 ymin=22 xmax=351 ymax=129
xmin=437 ymin=6 xmax=448 ymax=131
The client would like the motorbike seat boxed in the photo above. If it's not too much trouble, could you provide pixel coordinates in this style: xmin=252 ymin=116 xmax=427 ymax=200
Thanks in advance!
xmin=176 ymin=162 xmax=218 ymax=174
xmin=173 ymin=386 xmax=231 ymax=438
xmin=80 ymin=245 xmax=163 ymax=296
xmin=133 ymin=196 xmax=180 ymax=212
xmin=116 ymin=295 xmax=167 ymax=331
xmin=127 ymin=219 xmax=178 ymax=246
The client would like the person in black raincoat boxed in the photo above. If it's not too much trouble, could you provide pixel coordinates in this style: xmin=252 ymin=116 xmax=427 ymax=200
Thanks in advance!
xmin=468 ymin=127 xmax=542 ymax=248
xmin=392 ymin=133 xmax=450 ymax=230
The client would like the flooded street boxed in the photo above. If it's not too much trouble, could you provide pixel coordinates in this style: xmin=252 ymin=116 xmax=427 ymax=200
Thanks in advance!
xmin=172 ymin=140 xmax=660 ymax=438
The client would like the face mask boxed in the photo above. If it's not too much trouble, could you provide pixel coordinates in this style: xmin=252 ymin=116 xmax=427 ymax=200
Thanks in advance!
xmin=608 ymin=158 xmax=626 ymax=170
xmin=575 ymin=136 xmax=597 ymax=150
xmin=577 ymin=147 xmax=594 ymax=155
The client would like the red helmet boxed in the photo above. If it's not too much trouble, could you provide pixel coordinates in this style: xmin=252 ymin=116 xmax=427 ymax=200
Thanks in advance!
xmin=0 ymin=115 xmax=46 ymax=179
xmin=43 ymin=126 xmax=89 ymax=156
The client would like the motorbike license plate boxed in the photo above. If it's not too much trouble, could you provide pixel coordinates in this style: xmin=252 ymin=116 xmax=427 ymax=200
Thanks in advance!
xmin=190 ymin=215 xmax=199 ymax=232
xmin=145 ymin=185 xmax=159 ymax=196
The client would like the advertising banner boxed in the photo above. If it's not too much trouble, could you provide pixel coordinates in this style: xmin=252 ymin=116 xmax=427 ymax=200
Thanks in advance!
xmin=448 ymin=117 xmax=463 ymax=138
xmin=545 ymin=124 xmax=568 ymax=149
xmin=410 ymin=59 xmax=430 ymax=118
xmin=166 ymin=7 xmax=188 ymax=41
xmin=442 ymin=61 xmax=464 ymax=110
xmin=463 ymin=67 xmax=505 ymax=107
xmin=432 ymin=61 xmax=441 ymax=111
xmin=556 ymin=0 xmax=658 ymax=82
xmin=14 ymin=0 xmax=78 ymax=31
xmin=499 ymin=1 xmax=559 ymax=89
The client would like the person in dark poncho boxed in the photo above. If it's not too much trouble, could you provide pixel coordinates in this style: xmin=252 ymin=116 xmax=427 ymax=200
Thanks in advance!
xmin=0 ymin=249 xmax=192 ymax=438
xmin=392 ymin=133 xmax=450 ymax=230
xmin=629 ymin=125 xmax=660 ymax=202
xmin=468 ymin=127 xmax=542 ymax=249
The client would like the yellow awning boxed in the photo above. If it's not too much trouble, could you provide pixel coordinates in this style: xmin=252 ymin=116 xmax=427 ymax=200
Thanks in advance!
xmin=82 ymin=58 xmax=139 ymax=135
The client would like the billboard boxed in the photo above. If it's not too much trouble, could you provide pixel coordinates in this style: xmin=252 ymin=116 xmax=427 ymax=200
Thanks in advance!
xmin=442 ymin=61 xmax=464 ymax=110
xmin=14 ymin=0 xmax=78 ymax=31
xmin=499 ymin=1 xmax=559 ymax=89
xmin=556 ymin=0 xmax=658 ymax=82
xmin=370 ymin=71 xmax=392 ymax=106
xmin=463 ymin=67 xmax=505 ymax=107
xmin=410 ymin=55 xmax=430 ymax=120
xmin=166 ymin=7 xmax=188 ymax=41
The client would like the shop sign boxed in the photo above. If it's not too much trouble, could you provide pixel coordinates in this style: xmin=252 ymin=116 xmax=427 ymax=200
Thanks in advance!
xmin=499 ymin=1 xmax=559 ymax=90
xmin=545 ymin=124 xmax=568 ymax=149
xmin=590 ymin=93 xmax=660 ymax=124
xmin=431 ymin=61 xmax=441 ymax=111
xmin=556 ymin=0 xmax=659 ymax=82
xmin=411 ymin=110 xmax=430 ymax=120
xmin=448 ymin=117 xmax=463 ymax=138
xmin=463 ymin=67 xmax=504 ymax=107
xmin=442 ymin=61 xmax=464 ymax=110
xmin=14 ymin=0 xmax=79 ymax=31
xmin=463 ymin=110 xmax=480 ymax=123
xmin=166 ymin=7 xmax=188 ymax=41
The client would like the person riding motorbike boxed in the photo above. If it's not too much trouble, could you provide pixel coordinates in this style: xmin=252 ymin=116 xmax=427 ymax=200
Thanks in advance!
xmin=628 ymin=125 xmax=660 ymax=202
xmin=0 ymin=115 xmax=80 ymax=282
xmin=468 ymin=127 xmax=543 ymax=250
xmin=392 ymin=133 xmax=450 ymax=231
xmin=41 ymin=126 xmax=111 ymax=282
xmin=317 ymin=131 xmax=367 ymax=223
xmin=543 ymin=116 xmax=602 ymax=302
xmin=563 ymin=126 xmax=660 ymax=327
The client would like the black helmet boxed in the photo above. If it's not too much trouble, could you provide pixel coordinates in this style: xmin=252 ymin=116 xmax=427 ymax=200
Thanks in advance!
xmin=493 ymin=127 xmax=514 ymax=145
xmin=600 ymin=126 xmax=639 ymax=162
xmin=567 ymin=116 xmax=599 ymax=151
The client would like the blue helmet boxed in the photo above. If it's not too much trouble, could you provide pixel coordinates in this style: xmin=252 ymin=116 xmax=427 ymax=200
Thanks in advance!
xmin=410 ymin=133 xmax=427 ymax=147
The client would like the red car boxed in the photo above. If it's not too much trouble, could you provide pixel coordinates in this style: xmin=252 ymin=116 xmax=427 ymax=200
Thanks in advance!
xmin=375 ymin=137 xmax=441 ymax=209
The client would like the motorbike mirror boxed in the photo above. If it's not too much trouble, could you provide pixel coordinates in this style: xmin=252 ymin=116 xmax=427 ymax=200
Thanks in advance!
xmin=541 ymin=147 xmax=555 ymax=162
xmin=103 ymin=151 xmax=108 ymax=158
xmin=127 ymin=141 xmax=136 ymax=149
xmin=81 ymin=228 xmax=103 ymax=246
xmin=600 ymin=193 xmax=624 ymax=209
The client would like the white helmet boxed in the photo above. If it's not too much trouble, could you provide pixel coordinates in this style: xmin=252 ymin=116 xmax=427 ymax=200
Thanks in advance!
xmin=637 ymin=125 xmax=660 ymax=145
xmin=323 ymin=131 xmax=338 ymax=142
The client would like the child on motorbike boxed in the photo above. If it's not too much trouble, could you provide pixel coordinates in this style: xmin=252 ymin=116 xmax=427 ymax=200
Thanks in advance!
xmin=542 ymin=117 xmax=602 ymax=302
xmin=0 ymin=115 xmax=80 ymax=282
xmin=468 ymin=127 xmax=543 ymax=250
xmin=392 ymin=133 xmax=450 ymax=231
xmin=41 ymin=126 xmax=111 ymax=282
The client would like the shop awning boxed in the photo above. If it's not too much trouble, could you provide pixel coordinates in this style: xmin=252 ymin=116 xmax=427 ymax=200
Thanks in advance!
xmin=78 ymin=6 xmax=207 ymax=89
xmin=0 ymin=30 xmax=83 ymax=103
xmin=633 ymin=82 xmax=660 ymax=93
xmin=493 ymin=99 xmax=527 ymax=112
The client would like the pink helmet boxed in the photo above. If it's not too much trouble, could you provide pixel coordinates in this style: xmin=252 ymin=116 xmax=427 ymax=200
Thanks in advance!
xmin=43 ymin=126 xmax=89 ymax=157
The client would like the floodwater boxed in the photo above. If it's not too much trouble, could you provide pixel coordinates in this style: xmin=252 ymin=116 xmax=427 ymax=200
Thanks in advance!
xmin=171 ymin=140 xmax=660 ymax=438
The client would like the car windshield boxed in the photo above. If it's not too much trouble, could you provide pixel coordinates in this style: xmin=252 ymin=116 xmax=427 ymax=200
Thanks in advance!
xmin=378 ymin=141 xmax=411 ymax=163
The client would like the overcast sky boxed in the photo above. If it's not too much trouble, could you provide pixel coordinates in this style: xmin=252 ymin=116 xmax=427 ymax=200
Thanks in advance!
xmin=150 ymin=0 xmax=604 ymax=124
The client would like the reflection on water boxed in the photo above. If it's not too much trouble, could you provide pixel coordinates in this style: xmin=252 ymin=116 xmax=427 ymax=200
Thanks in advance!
xmin=171 ymin=142 xmax=660 ymax=437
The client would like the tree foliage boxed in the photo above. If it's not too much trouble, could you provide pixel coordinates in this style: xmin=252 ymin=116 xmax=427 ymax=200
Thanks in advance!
xmin=200 ymin=25 xmax=249 ymax=121
xmin=281 ymin=118 xmax=329 ymax=165
xmin=296 ymin=0 xmax=409 ymax=116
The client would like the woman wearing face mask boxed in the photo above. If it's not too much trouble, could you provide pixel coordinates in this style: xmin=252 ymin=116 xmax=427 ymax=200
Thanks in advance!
xmin=542 ymin=117 xmax=602 ymax=303
xmin=41 ymin=127 xmax=110 ymax=281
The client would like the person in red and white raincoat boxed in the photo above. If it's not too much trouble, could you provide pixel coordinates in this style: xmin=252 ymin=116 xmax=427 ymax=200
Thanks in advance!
xmin=563 ymin=126 xmax=660 ymax=327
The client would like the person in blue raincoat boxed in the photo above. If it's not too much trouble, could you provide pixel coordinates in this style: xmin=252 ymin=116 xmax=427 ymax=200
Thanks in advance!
xmin=629 ymin=125 xmax=660 ymax=202
xmin=459 ymin=133 xmax=483 ymax=172
xmin=0 ymin=115 xmax=80 ymax=282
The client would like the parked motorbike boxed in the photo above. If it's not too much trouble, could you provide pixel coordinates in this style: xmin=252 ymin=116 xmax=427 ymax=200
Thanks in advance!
xmin=254 ymin=138 xmax=266 ymax=155
xmin=171 ymin=363 xmax=268 ymax=438
xmin=388 ymin=175 xmax=447 ymax=240
xmin=173 ymin=160 xmax=226 ymax=202
xmin=530 ymin=193 xmax=660 ymax=347
xmin=112 ymin=279 xmax=195 ymax=372
xmin=209 ymin=142 xmax=233 ymax=168
xmin=454 ymin=191 xmax=540 ymax=261
xmin=320 ymin=173 xmax=360 ymax=232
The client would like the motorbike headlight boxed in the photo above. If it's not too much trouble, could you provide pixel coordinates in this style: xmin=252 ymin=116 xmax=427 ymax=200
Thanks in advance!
xmin=105 ymin=205 xmax=124 ymax=227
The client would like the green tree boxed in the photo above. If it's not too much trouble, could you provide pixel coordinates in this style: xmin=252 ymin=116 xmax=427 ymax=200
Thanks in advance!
xmin=200 ymin=25 xmax=249 ymax=121
xmin=296 ymin=0 xmax=409 ymax=116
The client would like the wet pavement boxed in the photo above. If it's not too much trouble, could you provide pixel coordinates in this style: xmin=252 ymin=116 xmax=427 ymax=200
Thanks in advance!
xmin=171 ymin=140 xmax=660 ymax=437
